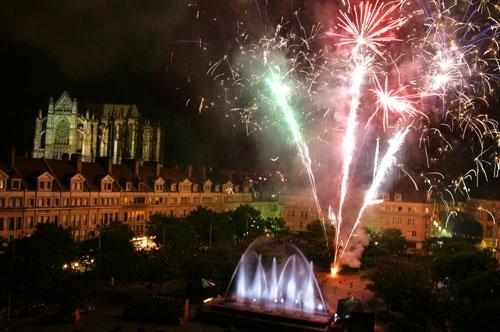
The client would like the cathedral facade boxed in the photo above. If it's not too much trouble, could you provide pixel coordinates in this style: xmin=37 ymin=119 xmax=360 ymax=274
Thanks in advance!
xmin=32 ymin=91 xmax=163 ymax=164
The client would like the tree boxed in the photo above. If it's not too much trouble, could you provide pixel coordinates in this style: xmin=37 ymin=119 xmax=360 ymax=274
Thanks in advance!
xmin=365 ymin=256 xmax=439 ymax=328
xmin=98 ymin=222 xmax=137 ymax=280
xmin=229 ymin=205 xmax=267 ymax=243
xmin=14 ymin=223 xmax=75 ymax=301
xmin=374 ymin=228 xmax=408 ymax=256
xmin=296 ymin=220 xmax=332 ymax=269
xmin=446 ymin=269 xmax=500 ymax=332
xmin=148 ymin=213 xmax=181 ymax=248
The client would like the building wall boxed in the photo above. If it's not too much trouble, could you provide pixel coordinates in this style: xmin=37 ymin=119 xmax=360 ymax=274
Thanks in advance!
xmin=0 ymin=186 xmax=253 ymax=241
xmin=248 ymin=201 xmax=282 ymax=220
xmin=280 ymin=195 xmax=318 ymax=231
xmin=361 ymin=194 xmax=433 ymax=248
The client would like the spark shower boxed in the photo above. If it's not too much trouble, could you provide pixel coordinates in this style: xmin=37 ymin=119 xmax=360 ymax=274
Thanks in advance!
xmin=199 ymin=0 xmax=500 ymax=270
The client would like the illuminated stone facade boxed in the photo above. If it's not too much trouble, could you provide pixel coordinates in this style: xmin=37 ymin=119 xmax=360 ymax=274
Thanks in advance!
xmin=0 ymin=156 xmax=251 ymax=241
xmin=361 ymin=192 xmax=433 ymax=248
xmin=32 ymin=91 xmax=162 ymax=164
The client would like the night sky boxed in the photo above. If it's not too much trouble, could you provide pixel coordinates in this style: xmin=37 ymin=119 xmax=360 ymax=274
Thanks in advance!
xmin=1 ymin=0 xmax=498 ymax=194
xmin=0 ymin=0 xmax=325 ymax=170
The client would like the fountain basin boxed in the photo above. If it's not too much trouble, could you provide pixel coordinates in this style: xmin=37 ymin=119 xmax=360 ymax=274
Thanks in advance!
xmin=199 ymin=237 xmax=334 ymax=331
xmin=201 ymin=296 xmax=334 ymax=331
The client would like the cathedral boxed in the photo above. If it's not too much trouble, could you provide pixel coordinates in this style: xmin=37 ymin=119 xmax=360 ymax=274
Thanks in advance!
xmin=32 ymin=91 xmax=163 ymax=164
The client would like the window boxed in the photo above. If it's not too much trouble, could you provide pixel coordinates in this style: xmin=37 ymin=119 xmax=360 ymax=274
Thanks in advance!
xmin=395 ymin=193 xmax=402 ymax=202
xmin=382 ymin=193 xmax=389 ymax=201
xmin=126 ymin=182 xmax=132 ymax=191
xmin=8 ymin=217 xmax=14 ymax=231
xmin=11 ymin=179 xmax=21 ymax=190
xmin=171 ymin=197 xmax=177 ymax=204
xmin=171 ymin=184 xmax=177 ymax=192
xmin=0 ymin=217 xmax=4 ymax=231
xmin=27 ymin=217 xmax=34 ymax=229
xmin=411 ymin=231 xmax=417 ymax=237
xmin=181 ymin=197 xmax=190 ymax=204
xmin=0 ymin=179 xmax=5 ymax=190
xmin=155 ymin=184 xmax=163 ymax=192
xmin=193 ymin=184 xmax=199 ymax=192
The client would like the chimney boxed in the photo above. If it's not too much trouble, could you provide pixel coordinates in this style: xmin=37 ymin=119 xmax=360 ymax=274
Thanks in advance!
xmin=10 ymin=148 xmax=15 ymax=168
xmin=70 ymin=153 xmax=82 ymax=173
xmin=107 ymin=157 xmax=113 ymax=174
xmin=188 ymin=165 xmax=193 ymax=179
xmin=155 ymin=162 xmax=161 ymax=177
xmin=134 ymin=160 xmax=141 ymax=176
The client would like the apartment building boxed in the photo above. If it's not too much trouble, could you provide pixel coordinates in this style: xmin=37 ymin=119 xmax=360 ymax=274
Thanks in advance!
xmin=361 ymin=190 xmax=433 ymax=248
xmin=0 ymin=155 xmax=252 ymax=241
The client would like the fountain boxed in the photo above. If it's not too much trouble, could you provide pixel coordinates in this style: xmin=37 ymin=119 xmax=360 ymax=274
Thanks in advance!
xmin=201 ymin=237 xmax=334 ymax=331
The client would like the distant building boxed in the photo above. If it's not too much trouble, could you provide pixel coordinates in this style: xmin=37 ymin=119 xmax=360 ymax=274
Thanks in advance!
xmin=465 ymin=180 xmax=500 ymax=255
xmin=32 ymin=91 xmax=162 ymax=164
xmin=280 ymin=194 xmax=318 ymax=231
xmin=361 ymin=190 xmax=433 ymax=248
xmin=0 ymin=155 xmax=251 ymax=241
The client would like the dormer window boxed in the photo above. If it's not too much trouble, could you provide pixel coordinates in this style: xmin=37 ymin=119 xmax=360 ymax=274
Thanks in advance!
xmin=223 ymin=181 xmax=233 ymax=193
xmin=71 ymin=182 xmax=83 ymax=191
xmin=126 ymin=182 xmax=132 ymax=191
xmin=203 ymin=180 xmax=212 ymax=193
xmin=215 ymin=184 xmax=220 ymax=192
xmin=100 ymin=175 xmax=114 ymax=192
xmin=171 ymin=183 xmax=177 ymax=192
xmin=395 ymin=193 xmax=402 ymax=202
xmin=37 ymin=172 xmax=54 ymax=192
xmin=0 ymin=172 xmax=8 ymax=191
xmin=39 ymin=180 xmax=51 ymax=191
xmin=70 ymin=174 xmax=85 ymax=192
xmin=193 ymin=184 xmax=199 ymax=192
xmin=11 ymin=178 xmax=21 ymax=190
xmin=154 ymin=177 xmax=164 ymax=192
